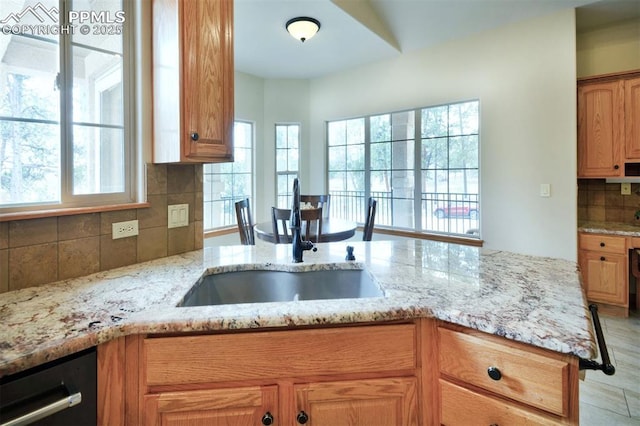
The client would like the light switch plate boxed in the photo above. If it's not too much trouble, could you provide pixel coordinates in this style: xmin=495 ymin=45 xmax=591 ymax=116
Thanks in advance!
xmin=621 ymin=182 xmax=631 ymax=195
xmin=168 ymin=204 xmax=189 ymax=228
xmin=539 ymin=183 xmax=551 ymax=197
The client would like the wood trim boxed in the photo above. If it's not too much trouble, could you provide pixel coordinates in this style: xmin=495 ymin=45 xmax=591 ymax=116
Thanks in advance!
xmin=578 ymin=69 xmax=640 ymax=84
xmin=418 ymin=318 xmax=439 ymax=426
xmin=0 ymin=202 xmax=151 ymax=222
xmin=125 ymin=335 xmax=143 ymax=426
xmin=204 ymin=226 xmax=237 ymax=238
xmin=373 ymin=227 xmax=483 ymax=247
xmin=97 ymin=338 xmax=126 ymax=426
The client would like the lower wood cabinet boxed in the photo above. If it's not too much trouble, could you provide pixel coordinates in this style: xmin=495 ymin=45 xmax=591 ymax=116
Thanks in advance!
xmin=144 ymin=386 xmax=278 ymax=426
xmin=437 ymin=324 xmax=579 ymax=425
xmin=97 ymin=319 xmax=580 ymax=425
xmin=295 ymin=377 xmax=418 ymax=425
xmin=578 ymin=232 xmax=629 ymax=315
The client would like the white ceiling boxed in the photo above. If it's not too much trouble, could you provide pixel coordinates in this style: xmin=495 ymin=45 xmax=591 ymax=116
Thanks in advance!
xmin=234 ymin=0 xmax=640 ymax=80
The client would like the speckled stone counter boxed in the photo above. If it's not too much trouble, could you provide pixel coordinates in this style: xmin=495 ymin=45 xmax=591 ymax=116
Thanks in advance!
xmin=0 ymin=240 xmax=597 ymax=377
xmin=579 ymin=221 xmax=640 ymax=237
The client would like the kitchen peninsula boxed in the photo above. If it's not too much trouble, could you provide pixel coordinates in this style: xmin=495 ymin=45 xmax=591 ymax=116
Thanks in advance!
xmin=0 ymin=240 xmax=596 ymax=425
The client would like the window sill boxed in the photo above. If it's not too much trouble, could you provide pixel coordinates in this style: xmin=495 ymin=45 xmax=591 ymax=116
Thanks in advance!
xmin=0 ymin=202 xmax=152 ymax=222
xmin=371 ymin=227 xmax=483 ymax=247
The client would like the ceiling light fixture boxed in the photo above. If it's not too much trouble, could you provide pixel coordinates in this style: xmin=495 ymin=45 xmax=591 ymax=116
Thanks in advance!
xmin=286 ymin=17 xmax=321 ymax=43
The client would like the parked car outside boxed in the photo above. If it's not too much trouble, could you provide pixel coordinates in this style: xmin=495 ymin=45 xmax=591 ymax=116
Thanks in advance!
xmin=433 ymin=204 xmax=478 ymax=219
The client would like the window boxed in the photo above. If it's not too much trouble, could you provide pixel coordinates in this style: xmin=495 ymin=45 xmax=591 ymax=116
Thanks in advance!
xmin=275 ymin=123 xmax=299 ymax=208
xmin=327 ymin=100 xmax=479 ymax=237
xmin=203 ymin=121 xmax=253 ymax=230
xmin=0 ymin=0 xmax=134 ymax=212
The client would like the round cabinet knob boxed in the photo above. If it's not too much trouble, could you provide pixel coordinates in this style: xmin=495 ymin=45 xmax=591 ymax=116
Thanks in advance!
xmin=600 ymin=242 xmax=605 ymax=247
xmin=487 ymin=366 xmax=502 ymax=381
xmin=190 ymin=132 xmax=199 ymax=141
xmin=261 ymin=412 xmax=274 ymax=425
xmin=614 ymin=164 xmax=620 ymax=170
xmin=600 ymin=256 xmax=606 ymax=261
xmin=297 ymin=410 xmax=309 ymax=424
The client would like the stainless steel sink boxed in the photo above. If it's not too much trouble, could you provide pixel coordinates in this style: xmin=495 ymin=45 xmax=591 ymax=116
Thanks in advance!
xmin=178 ymin=268 xmax=384 ymax=306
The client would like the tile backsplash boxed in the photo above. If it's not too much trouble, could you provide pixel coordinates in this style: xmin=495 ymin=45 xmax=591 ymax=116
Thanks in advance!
xmin=578 ymin=179 xmax=640 ymax=223
xmin=0 ymin=164 xmax=203 ymax=293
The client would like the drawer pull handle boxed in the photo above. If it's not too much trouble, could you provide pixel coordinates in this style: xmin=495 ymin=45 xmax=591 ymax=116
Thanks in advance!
xmin=261 ymin=412 xmax=274 ymax=425
xmin=600 ymin=242 xmax=605 ymax=247
xmin=297 ymin=410 xmax=309 ymax=424
xmin=600 ymin=256 xmax=606 ymax=261
xmin=487 ymin=366 xmax=502 ymax=381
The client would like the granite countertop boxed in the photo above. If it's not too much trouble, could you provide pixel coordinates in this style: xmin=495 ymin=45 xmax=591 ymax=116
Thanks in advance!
xmin=579 ymin=221 xmax=640 ymax=237
xmin=0 ymin=239 xmax=596 ymax=377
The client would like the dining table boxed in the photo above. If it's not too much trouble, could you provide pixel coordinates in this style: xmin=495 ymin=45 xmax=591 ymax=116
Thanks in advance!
xmin=254 ymin=218 xmax=358 ymax=244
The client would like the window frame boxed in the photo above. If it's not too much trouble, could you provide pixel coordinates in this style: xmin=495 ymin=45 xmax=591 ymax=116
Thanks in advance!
xmin=326 ymin=100 xmax=480 ymax=238
xmin=275 ymin=122 xmax=300 ymax=209
xmin=0 ymin=0 xmax=136 ymax=214
xmin=203 ymin=120 xmax=255 ymax=231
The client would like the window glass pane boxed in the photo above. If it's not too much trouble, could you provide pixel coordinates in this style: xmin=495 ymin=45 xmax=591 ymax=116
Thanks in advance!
xmin=449 ymin=136 xmax=478 ymax=169
xmin=71 ymin=0 xmax=124 ymax=54
xmin=328 ymin=121 xmax=345 ymax=146
xmin=288 ymin=125 xmax=299 ymax=149
xmin=371 ymin=142 xmax=390 ymax=170
xmin=276 ymin=125 xmax=287 ymax=148
xmin=235 ymin=121 xmax=252 ymax=148
xmin=328 ymin=146 xmax=346 ymax=171
xmin=391 ymin=139 xmax=414 ymax=170
xmin=346 ymin=118 xmax=364 ymax=145
xmin=72 ymin=46 xmax=123 ymax=125
xmin=328 ymin=171 xmax=345 ymax=191
xmin=421 ymin=138 xmax=447 ymax=169
xmin=421 ymin=106 xmax=448 ymax=138
xmin=288 ymin=148 xmax=299 ymax=171
xmin=370 ymin=114 xmax=390 ymax=142
xmin=391 ymin=111 xmax=414 ymax=141
xmin=0 ymin=122 xmax=60 ymax=204
xmin=276 ymin=149 xmax=287 ymax=172
xmin=203 ymin=121 xmax=254 ymax=229
xmin=234 ymin=148 xmax=252 ymax=173
xmin=449 ymin=101 xmax=479 ymax=136
xmin=346 ymin=171 xmax=364 ymax=192
xmin=346 ymin=145 xmax=364 ymax=171
xmin=72 ymin=125 xmax=123 ymax=194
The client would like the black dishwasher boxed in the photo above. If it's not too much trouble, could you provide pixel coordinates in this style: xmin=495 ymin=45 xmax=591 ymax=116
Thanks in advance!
xmin=0 ymin=347 xmax=96 ymax=426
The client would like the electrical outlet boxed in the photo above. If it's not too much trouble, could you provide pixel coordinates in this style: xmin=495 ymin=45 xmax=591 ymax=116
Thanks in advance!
xmin=112 ymin=220 xmax=139 ymax=239
xmin=621 ymin=182 xmax=631 ymax=195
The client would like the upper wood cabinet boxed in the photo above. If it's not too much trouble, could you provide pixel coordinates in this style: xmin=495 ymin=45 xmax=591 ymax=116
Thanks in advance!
xmin=577 ymin=80 xmax=624 ymax=177
xmin=625 ymin=77 xmax=640 ymax=159
xmin=578 ymin=72 xmax=640 ymax=178
xmin=152 ymin=0 xmax=234 ymax=164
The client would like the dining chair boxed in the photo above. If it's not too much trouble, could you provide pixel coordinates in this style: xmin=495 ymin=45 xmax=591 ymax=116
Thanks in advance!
xmin=362 ymin=197 xmax=377 ymax=241
xmin=300 ymin=194 xmax=330 ymax=218
xmin=301 ymin=207 xmax=323 ymax=242
xmin=271 ymin=207 xmax=292 ymax=244
xmin=235 ymin=198 xmax=255 ymax=245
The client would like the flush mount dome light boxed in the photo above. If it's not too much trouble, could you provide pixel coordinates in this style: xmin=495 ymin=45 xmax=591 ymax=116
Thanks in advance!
xmin=286 ymin=17 xmax=321 ymax=43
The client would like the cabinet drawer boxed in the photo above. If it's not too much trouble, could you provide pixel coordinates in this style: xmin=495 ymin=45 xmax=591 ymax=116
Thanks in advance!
xmin=440 ymin=380 xmax=561 ymax=426
xmin=438 ymin=327 xmax=569 ymax=416
xmin=579 ymin=233 xmax=626 ymax=254
xmin=145 ymin=324 xmax=416 ymax=386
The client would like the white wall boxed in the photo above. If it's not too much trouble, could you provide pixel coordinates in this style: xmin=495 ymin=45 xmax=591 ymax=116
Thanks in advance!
xmin=308 ymin=10 xmax=578 ymax=260
xmin=577 ymin=18 xmax=640 ymax=78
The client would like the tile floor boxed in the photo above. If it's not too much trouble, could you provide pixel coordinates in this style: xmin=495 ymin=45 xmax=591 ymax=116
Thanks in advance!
xmin=580 ymin=310 xmax=640 ymax=425
xmin=205 ymin=233 xmax=640 ymax=424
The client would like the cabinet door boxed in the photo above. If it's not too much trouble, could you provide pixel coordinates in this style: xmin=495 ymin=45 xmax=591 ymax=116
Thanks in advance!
xmin=578 ymin=80 xmax=624 ymax=177
xmin=580 ymin=250 xmax=628 ymax=306
xmin=625 ymin=77 xmax=640 ymax=159
xmin=182 ymin=0 xmax=234 ymax=161
xmin=294 ymin=377 xmax=418 ymax=426
xmin=144 ymin=385 xmax=277 ymax=426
